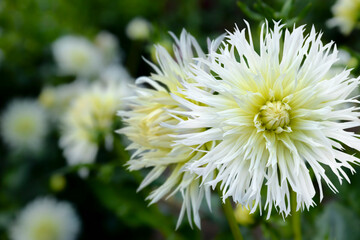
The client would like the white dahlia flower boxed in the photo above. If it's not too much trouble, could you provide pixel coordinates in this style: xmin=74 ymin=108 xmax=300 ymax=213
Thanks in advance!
xmin=60 ymin=77 xmax=132 ymax=177
xmin=10 ymin=197 xmax=80 ymax=240
xmin=1 ymin=100 xmax=48 ymax=152
xmin=327 ymin=0 xmax=360 ymax=35
xmin=52 ymin=35 xmax=103 ymax=77
xmin=118 ymin=30 xmax=223 ymax=228
xmin=171 ymin=21 xmax=360 ymax=218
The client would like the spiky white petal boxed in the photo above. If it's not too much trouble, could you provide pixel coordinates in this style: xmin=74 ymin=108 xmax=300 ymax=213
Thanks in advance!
xmin=10 ymin=197 xmax=80 ymax=240
xmin=118 ymin=30 xmax=223 ymax=228
xmin=171 ymin=21 xmax=360 ymax=218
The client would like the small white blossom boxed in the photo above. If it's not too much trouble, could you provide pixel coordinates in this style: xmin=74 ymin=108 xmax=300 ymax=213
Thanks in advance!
xmin=1 ymin=100 xmax=48 ymax=153
xmin=10 ymin=197 xmax=80 ymax=240
xmin=52 ymin=36 xmax=103 ymax=77
xmin=125 ymin=17 xmax=152 ymax=41
xmin=171 ymin=21 xmax=360 ymax=218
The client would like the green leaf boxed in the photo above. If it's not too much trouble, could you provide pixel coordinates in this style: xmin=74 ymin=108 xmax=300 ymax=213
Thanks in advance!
xmin=314 ymin=201 xmax=360 ymax=240
xmin=280 ymin=0 xmax=293 ymax=18
xmin=237 ymin=1 xmax=263 ymax=21
xmin=290 ymin=2 xmax=312 ymax=24
xmin=89 ymin=180 xmax=183 ymax=239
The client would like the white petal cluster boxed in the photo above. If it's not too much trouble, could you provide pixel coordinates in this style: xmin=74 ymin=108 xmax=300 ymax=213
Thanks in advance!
xmin=60 ymin=77 xmax=132 ymax=176
xmin=52 ymin=36 xmax=103 ymax=77
xmin=170 ymin=22 xmax=360 ymax=218
xmin=118 ymin=30 xmax=223 ymax=228
xmin=10 ymin=197 xmax=80 ymax=240
xmin=327 ymin=0 xmax=360 ymax=35
xmin=1 ymin=100 xmax=48 ymax=152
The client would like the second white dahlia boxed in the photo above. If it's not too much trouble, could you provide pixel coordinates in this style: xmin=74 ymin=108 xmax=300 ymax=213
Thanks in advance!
xmin=118 ymin=30 xmax=223 ymax=228
xmin=171 ymin=21 xmax=360 ymax=218
xmin=60 ymin=77 xmax=132 ymax=177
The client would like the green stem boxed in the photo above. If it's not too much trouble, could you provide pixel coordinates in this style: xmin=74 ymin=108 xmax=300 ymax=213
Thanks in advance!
xmin=291 ymin=191 xmax=302 ymax=240
xmin=221 ymin=196 xmax=243 ymax=240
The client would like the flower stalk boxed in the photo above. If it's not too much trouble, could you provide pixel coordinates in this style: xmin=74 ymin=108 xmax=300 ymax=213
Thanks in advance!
xmin=221 ymin=195 xmax=243 ymax=240
xmin=291 ymin=191 xmax=302 ymax=240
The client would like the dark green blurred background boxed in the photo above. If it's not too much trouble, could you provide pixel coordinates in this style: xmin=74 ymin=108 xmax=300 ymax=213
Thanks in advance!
xmin=1 ymin=0 xmax=360 ymax=239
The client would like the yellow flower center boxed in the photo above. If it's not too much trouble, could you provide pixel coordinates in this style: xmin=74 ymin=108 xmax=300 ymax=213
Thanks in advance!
xmin=14 ymin=118 xmax=36 ymax=137
xmin=31 ymin=219 xmax=60 ymax=240
xmin=254 ymin=100 xmax=291 ymax=134
xmin=260 ymin=101 xmax=290 ymax=130
xmin=70 ymin=50 xmax=88 ymax=68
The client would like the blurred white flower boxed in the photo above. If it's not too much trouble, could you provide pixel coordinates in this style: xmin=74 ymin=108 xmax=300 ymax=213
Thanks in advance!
xmin=327 ymin=0 xmax=360 ymax=35
xmin=329 ymin=49 xmax=358 ymax=77
xmin=39 ymin=80 xmax=88 ymax=122
xmin=10 ymin=197 xmax=80 ymax=240
xmin=95 ymin=31 xmax=120 ymax=64
xmin=329 ymin=50 xmax=359 ymax=106
xmin=337 ymin=49 xmax=352 ymax=66
xmin=1 ymin=100 xmax=48 ymax=152
xmin=171 ymin=22 xmax=360 ymax=218
xmin=125 ymin=17 xmax=151 ymax=40
xmin=118 ymin=30 xmax=223 ymax=228
xmin=60 ymin=77 xmax=132 ymax=177
xmin=100 ymin=64 xmax=133 ymax=84
xmin=52 ymin=36 xmax=103 ymax=77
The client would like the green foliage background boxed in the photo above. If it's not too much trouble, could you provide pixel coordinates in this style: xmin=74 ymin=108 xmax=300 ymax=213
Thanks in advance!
xmin=0 ymin=0 xmax=360 ymax=239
